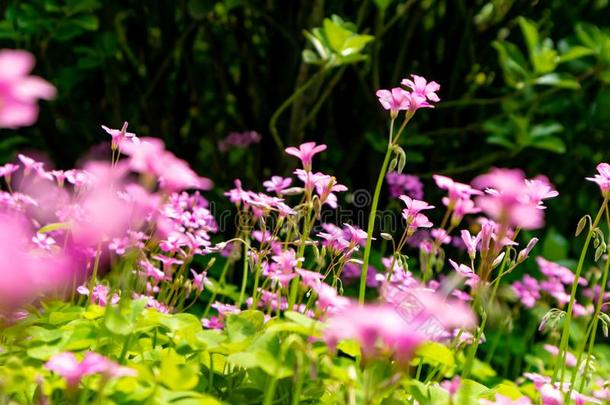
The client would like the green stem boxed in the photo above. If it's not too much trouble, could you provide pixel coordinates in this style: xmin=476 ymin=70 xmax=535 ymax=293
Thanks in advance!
xmin=574 ymin=240 xmax=610 ymax=395
xmin=237 ymin=237 xmax=250 ymax=308
xmin=553 ymin=198 xmax=608 ymax=383
xmin=359 ymin=145 xmax=393 ymax=304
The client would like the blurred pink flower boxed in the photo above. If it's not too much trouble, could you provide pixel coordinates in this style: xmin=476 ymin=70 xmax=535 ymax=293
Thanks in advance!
xmin=472 ymin=168 xmax=544 ymax=230
xmin=218 ymin=130 xmax=261 ymax=152
xmin=120 ymin=137 xmax=212 ymax=192
xmin=0 ymin=215 xmax=73 ymax=312
xmin=285 ymin=142 xmax=327 ymax=170
xmin=543 ymin=344 xmax=576 ymax=367
xmin=386 ymin=171 xmax=424 ymax=199
xmin=401 ymin=74 xmax=440 ymax=103
xmin=46 ymin=352 xmax=135 ymax=389
xmin=324 ymin=303 xmax=426 ymax=362
xmin=586 ymin=162 xmax=610 ymax=198
xmin=512 ymin=275 xmax=540 ymax=308
xmin=0 ymin=49 xmax=56 ymax=128
xmin=190 ymin=269 xmax=212 ymax=293
xmin=101 ymin=122 xmax=139 ymax=150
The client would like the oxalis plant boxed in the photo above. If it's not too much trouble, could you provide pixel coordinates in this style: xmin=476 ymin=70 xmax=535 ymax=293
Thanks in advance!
xmin=0 ymin=49 xmax=610 ymax=405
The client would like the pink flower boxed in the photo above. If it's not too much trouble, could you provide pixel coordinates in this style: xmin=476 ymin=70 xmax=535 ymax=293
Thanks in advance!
xmin=440 ymin=376 xmax=461 ymax=396
xmin=540 ymin=383 xmax=563 ymax=405
xmin=517 ymin=237 xmax=539 ymax=263
xmin=523 ymin=372 xmax=551 ymax=389
xmin=285 ymin=142 xmax=327 ymax=170
xmin=401 ymin=74 xmax=440 ymax=103
xmin=386 ymin=172 xmax=424 ymax=199
xmin=263 ymin=176 xmax=292 ymax=194
xmin=190 ymin=269 xmax=212 ymax=293
xmin=218 ymin=130 xmax=261 ymax=152
xmin=524 ymin=176 xmax=559 ymax=209
xmin=120 ymin=137 xmax=213 ymax=192
xmin=0 ymin=49 xmax=56 ymax=128
xmin=543 ymin=344 xmax=577 ymax=367
xmin=383 ymin=286 xmax=477 ymax=336
xmin=460 ymin=230 xmax=480 ymax=260
xmin=537 ymin=257 xmax=586 ymax=286
xmin=472 ymin=168 xmax=544 ymax=230
xmin=101 ymin=122 xmax=139 ymax=150
xmin=448 ymin=259 xmax=479 ymax=286
xmin=586 ymin=163 xmax=610 ymax=198
xmin=0 ymin=215 xmax=74 ymax=312
xmin=324 ymin=303 xmax=426 ymax=362
xmin=0 ymin=163 xmax=19 ymax=179
xmin=76 ymin=284 xmax=120 ymax=306
xmin=512 ymin=275 xmax=540 ymax=308
xmin=399 ymin=195 xmax=435 ymax=216
xmin=376 ymin=87 xmax=412 ymax=117
xmin=46 ymin=352 xmax=135 ymax=389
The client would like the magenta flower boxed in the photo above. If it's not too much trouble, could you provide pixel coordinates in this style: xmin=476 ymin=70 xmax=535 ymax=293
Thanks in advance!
xmin=0 ymin=215 xmax=73 ymax=312
xmin=386 ymin=171 xmax=424 ymax=199
xmin=448 ymin=259 xmax=479 ymax=287
xmin=101 ymin=122 xmax=139 ymax=150
xmin=460 ymin=230 xmax=480 ymax=260
xmin=376 ymin=87 xmax=412 ymax=118
xmin=263 ymin=176 xmax=292 ymax=194
xmin=586 ymin=162 xmax=610 ymax=198
xmin=0 ymin=163 xmax=19 ymax=179
xmin=524 ymin=176 xmax=559 ymax=209
xmin=472 ymin=168 xmax=544 ymax=230
xmin=285 ymin=142 xmax=327 ymax=170
xmin=401 ymin=74 xmax=441 ymax=103
xmin=324 ymin=303 xmax=426 ymax=362
xmin=0 ymin=50 xmax=56 ymax=128
xmin=399 ymin=195 xmax=435 ymax=215
xmin=121 ymin=137 xmax=213 ymax=192
xmin=512 ymin=275 xmax=540 ymax=308
xmin=543 ymin=344 xmax=577 ymax=367
xmin=46 ymin=352 xmax=135 ymax=389
xmin=76 ymin=284 xmax=120 ymax=306
xmin=190 ymin=269 xmax=212 ymax=293
xmin=218 ymin=130 xmax=261 ymax=152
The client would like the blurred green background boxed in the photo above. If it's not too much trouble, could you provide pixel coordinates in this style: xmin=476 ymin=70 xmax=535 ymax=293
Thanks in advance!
xmin=1 ymin=0 xmax=610 ymax=250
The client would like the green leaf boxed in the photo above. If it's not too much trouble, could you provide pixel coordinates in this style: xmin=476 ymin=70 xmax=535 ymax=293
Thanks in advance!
xmin=413 ymin=342 xmax=455 ymax=369
xmin=405 ymin=380 xmax=449 ymax=405
xmin=104 ymin=306 xmax=133 ymax=336
xmin=337 ymin=340 xmax=360 ymax=358
xmin=226 ymin=314 xmax=258 ymax=343
xmin=487 ymin=381 xmax=525 ymax=400
xmin=456 ymin=378 xmax=491 ymax=404
xmin=529 ymin=122 xmax=563 ymax=138
xmin=492 ymin=41 xmax=530 ymax=87
xmin=38 ymin=222 xmax=71 ymax=233
xmin=534 ymin=73 xmax=580 ymax=89
xmin=159 ymin=349 xmax=200 ymax=391
xmin=518 ymin=17 xmax=539 ymax=60
xmin=542 ymin=228 xmax=569 ymax=261
xmin=323 ymin=18 xmax=353 ymax=53
xmin=340 ymin=34 xmax=374 ymax=57
xmin=558 ymin=45 xmax=595 ymax=63
xmin=530 ymin=136 xmax=566 ymax=154
xmin=26 ymin=326 xmax=63 ymax=343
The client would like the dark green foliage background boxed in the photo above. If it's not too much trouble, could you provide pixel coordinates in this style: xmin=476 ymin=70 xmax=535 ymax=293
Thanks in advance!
xmin=1 ymin=0 xmax=610 ymax=243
